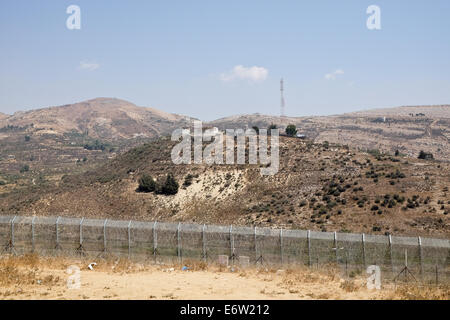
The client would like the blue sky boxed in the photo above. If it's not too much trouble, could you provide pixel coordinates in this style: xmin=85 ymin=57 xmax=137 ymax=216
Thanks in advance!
xmin=1 ymin=0 xmax=449 ymax=120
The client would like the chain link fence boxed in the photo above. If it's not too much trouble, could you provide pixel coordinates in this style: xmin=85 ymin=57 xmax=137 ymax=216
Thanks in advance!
xmin=1 ymin=215 xmax=448 ymax=284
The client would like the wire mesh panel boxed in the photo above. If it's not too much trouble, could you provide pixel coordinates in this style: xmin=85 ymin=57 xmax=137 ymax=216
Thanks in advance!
xmin=155 ymin=222 xmax=178 ymax=263
xmin=81 ymin=218 xmax=106 ymax=256
xmin=106 ymin=220 xmax=130 ymax=258
xmin=282 ymin=229 xmax=309 ymax=266
xmin=335 ymin=232 xmax=364 ymax=276
xmin=204 ymin=224 xmax=231 ymax=263
xmin=391 ymin=236 xmax=421 ymax=278
xmin=309 ymin=231 xmax=335 ymax=266
xmin=256 ymin=228 xmax=281 ymax=265
xmin=33 ymin=217 xmax=58 ymax=256
xmin=58 ymin=217 xmax=82 ymax=256
xmin=0 ymin=215 xmax=14 ymax=250
xmin=179 ymin=223 xmax=203 ymax=260
xmin=129 ymin=221 xmax=154 ymax=260
xmin=364 ymin=234 xmax=391 ymax=282
xmin=232 ymin=226 xmax=256 ymax=263
xmin=363 ymin=235 xmax=389 ymax=264
xmin=421 ymin=237 xmax=450 ymax=283
xmin=12 ymin=216 xmax=33 ymax=255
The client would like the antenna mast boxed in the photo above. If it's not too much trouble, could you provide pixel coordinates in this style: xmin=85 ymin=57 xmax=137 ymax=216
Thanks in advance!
xmin=280 ymin=78 xmax=285 ymax=117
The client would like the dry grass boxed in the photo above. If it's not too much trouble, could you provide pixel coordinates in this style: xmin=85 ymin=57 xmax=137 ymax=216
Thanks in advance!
xmin=0 ymin=254 xmax=448 ymax=300
xmin=339 ymin=279 xmax=362 ymax=292
xmin=387 ymin=284 xmax=450 ymax=300
xmin=0 ymin=253 xmax=60 ymax=288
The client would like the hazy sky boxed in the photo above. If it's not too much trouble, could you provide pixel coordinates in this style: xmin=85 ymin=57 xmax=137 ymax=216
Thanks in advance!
xmin=1 ymin=0 xmax=449 ymax=120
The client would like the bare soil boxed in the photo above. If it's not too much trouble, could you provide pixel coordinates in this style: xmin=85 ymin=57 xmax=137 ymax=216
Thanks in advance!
xmin=0 ymin=255 xmax=448 ymax=300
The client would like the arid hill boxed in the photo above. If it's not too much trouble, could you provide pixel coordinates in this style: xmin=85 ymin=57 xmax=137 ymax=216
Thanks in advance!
xmin=0 ymin=98 xmax=193 ymax=140
xmin=1 ymin=98 xmax=448 ymax=162
xmin=1 ymin=136 xmax=448 ymax=238
xmin=210 ymin=105 xmax=450 ymax=162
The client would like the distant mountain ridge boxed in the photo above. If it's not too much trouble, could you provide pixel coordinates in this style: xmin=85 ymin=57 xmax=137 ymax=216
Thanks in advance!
xmin=0 ymin=98 xmax=449 ymax=160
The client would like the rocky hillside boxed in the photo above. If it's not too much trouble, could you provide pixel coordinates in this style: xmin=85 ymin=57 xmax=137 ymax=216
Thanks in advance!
xmin=1 ymin=136 xmax=448 ymax=238
xmin=0 ymin=98 xmax=194 ymax=140
xmin=210 ymin=105 xmax=450 ymax=162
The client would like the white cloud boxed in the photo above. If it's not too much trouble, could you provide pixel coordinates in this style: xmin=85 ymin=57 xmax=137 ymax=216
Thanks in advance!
xmin=325 ymin=69 xmax=344 ymax=80
xmin=79 ymin=61 xmax=100 ymax=71
xmin=220 ymin=65 xmax=268 ymax=82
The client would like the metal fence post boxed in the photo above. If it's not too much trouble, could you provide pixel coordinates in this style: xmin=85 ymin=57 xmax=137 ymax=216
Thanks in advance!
xmin=254 ymin=226 xmax=257 ymax=263
xmin=202 ymin=224 xmax=206 ymax=262
xmin=103 ymin=219 xmax=108 ymax=252
xmin=31 ymin=216 xmax=36 ymax=252
xmin=55 ymin=216 xmax=61 ymax=250
xmin=418 ymin=236 xmax=423 ymax=278
xmin=435 ymin=265 xmax=438 ymax=285
xmin=10 ymin=215 xmax=16 ymax=251
xmin=334 ymin=231 xmax=338 ymax=265
xmin=361 ymin=233 xmax=366 ymax=268
xmin=79 ymin=218 xmax=84 ymax=246
xmin=127 ymin=220 xmax=132 ymax=259
xmin=280 ymin=228 xmax=284 ymax=265
xmin=388 ymin=234 xmax=394 ymax=274
xmin=177 ymin=222 xmax=182 ymax=263
xmin=307 ymin=230 xmax=311 ymax=267
xmin=229 ymin=225 xmax=234 ymax=261
xmin=153 ymin=221 xmax=158 ymax=258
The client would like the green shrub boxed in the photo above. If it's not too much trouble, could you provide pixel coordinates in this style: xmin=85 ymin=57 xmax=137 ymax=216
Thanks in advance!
xmin=137 ymin=174 xmax=157 ymax=193
xmin=183 ymin=174 xmax=193 ymax=187
xmin=418 ymin=150 xmax=433 ymax=160
xmin=160 ymin=173 xmax=179 ymax=195
xmin=285 ymin=124 xmax=297 ymax=136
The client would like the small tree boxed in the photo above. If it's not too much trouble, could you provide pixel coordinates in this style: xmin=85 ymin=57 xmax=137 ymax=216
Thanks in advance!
xmin=418 ymin=150 xmax=433 ymax=160
xmin=161 ymin=173 xmax=179 ymax=195
xmin=285 ymin=124 xmax=297 ymax=136
xmin=252 ymin=126 xmax=259 ymax=134
xmin=137 ymin=174 xmax=157 ymax=193
xmin=183 ymin=174 xmax=193 ymax=187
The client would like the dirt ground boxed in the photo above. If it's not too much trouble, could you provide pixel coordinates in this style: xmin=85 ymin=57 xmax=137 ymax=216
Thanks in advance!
xmin=0 ymin=254 xmax=448 ymax=300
